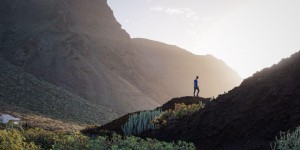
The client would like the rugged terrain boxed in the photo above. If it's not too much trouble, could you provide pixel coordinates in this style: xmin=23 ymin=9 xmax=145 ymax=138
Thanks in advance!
xmin=82 ymin=96 xmax=211 ymax=136
xmin=139 ymin=51 xmax=300 ymax=149
xmin=0 ymin=0 xmax=241 ymax=123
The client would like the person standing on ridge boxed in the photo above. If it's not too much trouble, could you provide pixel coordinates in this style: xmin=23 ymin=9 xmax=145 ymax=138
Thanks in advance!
xmin=194 ymin=76 xmax=200 ymax=97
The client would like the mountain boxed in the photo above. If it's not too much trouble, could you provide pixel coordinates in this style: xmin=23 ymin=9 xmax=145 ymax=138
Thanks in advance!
xmin=0 ymin=0 xmax=160 ymax=116
xmin=0 ymin=0 xmax=241 ymax=123
xmin=133 ymin=38 xmax=242 ymax=98
xmin=0 ymin=55 xmax=117 ymax=124
xmin=140 ymin=51 xmax=300 ymax=149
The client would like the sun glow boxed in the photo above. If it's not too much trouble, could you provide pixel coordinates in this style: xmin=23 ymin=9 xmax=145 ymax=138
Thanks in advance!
xmin=194 ymin=0 xmax=300 ymax=78
xmin=108 ymin=0 xmax=300 ymax=78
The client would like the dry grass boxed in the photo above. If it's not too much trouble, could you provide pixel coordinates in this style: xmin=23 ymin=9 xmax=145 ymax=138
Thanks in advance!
xmin=0 ymin=109 xmax=85 ymax=132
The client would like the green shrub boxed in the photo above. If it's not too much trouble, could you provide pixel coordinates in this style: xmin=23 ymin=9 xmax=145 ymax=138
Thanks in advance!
xmin=121 ymin=109 xmax=162 ymax=135
xmin=23 ymin=128 xmax=56 ymax=149
xmin=5 ymin=121 xmax=23 ymax=130
xmin=271 ymin=126 xmax=300 ymax=150
xmin=52 ymin=133 xmax=88 ymax=150
xmin=152 ymin=102 xmax=204 ymax=128
xmin=0 ymin=129 xmax=39 ymax=150
xmin=0 ymin=127 xmax=196 ymax=150
xmin=88 ymin=133 xmax=196 ymax=150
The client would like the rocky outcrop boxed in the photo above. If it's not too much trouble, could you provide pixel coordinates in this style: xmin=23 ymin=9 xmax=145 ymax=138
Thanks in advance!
xmin=81 ymin=96 xmax=210 ymax=136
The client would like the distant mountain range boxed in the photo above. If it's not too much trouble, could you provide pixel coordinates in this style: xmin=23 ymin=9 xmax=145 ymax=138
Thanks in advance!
xmin=0 ymin=0 xmax=241 ymax=124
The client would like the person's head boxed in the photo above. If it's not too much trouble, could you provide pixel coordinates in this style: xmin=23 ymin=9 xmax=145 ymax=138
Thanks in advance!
xmin=196 ymin=76 xmax=199 ymax=79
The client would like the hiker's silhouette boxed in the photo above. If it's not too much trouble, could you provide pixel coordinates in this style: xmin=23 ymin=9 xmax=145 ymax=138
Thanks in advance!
xmin=194 ymin=76 xmax=200 ymax=97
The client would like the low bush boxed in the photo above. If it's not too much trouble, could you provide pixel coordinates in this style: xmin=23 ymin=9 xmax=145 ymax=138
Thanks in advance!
xmin=271 ymin=126 xmax=300 ymax=150
xmin=0 ymin=129 xmax=39 ymax=150
xmin=0 ymin=127 xmax=196 ymax=150
xmin=23 ymin=128 xmax=56 ymax=149
xmin=152 ymin=102 xmax=204 ymax=128
xmin=52 ymin=133 xmax=88 ymax=150
xmin=88 ymin=133 xmax=196 ymax=150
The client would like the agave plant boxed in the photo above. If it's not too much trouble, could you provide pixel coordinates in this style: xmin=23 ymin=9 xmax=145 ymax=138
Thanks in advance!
xmin=271 ymin=126 xmax=300 ymax=150
xmin=121 ymin=109 xmax=162 ymax=135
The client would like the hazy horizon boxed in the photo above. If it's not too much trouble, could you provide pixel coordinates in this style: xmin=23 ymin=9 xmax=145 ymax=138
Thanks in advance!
xmin=108 ymin=0 xmax=300 ymax=79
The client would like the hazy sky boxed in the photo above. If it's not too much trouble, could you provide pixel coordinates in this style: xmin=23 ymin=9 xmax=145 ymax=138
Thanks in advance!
xmin=108 ymin=0 xmax=300 ymax=78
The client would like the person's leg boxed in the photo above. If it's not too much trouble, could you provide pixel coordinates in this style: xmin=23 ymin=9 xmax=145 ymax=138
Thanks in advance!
xmin=193 ymin=87 xmax=196 ymax=97
xmin=197 ymin=87 xmax=200 ymax=97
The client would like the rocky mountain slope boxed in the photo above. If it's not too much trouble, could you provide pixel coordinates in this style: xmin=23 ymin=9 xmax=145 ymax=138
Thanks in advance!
xmin=0 ymin=0 xmax=241 ymax=123
xmin=140 ymin=51 xmax=300 ymax=149
xmin=0 ymin=0 xmax=160 ymax=116
xmin=0 ymin=55 xmax=117 ymax=124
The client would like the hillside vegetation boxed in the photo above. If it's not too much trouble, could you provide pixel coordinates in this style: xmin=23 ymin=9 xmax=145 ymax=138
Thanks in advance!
xmin=0 ymin=127 xmax=196 ymax=150
xmin=82 ymin=97 xmax=209 ymax=136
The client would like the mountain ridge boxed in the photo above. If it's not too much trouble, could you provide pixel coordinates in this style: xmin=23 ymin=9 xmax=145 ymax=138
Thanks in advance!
xmin=0 ymin=0 xmax=242 ymax=124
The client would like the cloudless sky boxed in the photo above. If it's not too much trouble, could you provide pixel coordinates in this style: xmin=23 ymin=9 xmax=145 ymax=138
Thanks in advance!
xmin=108 ymin=0 xmax=300 ymax=78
